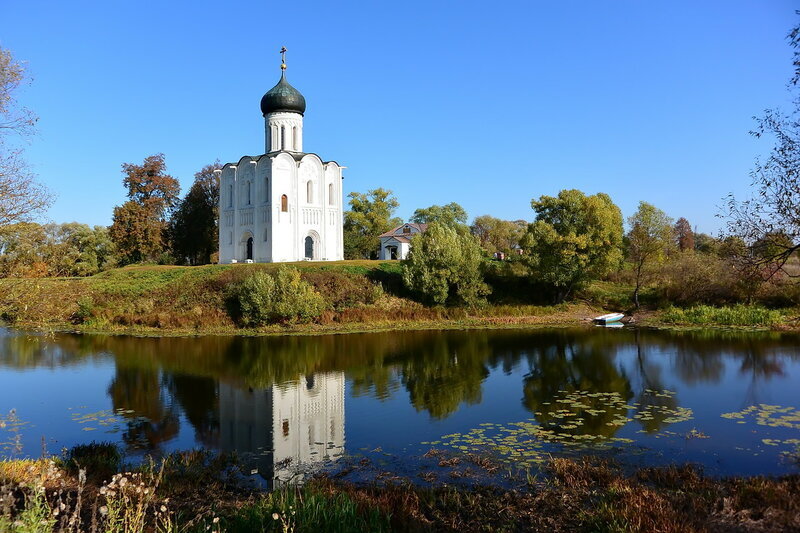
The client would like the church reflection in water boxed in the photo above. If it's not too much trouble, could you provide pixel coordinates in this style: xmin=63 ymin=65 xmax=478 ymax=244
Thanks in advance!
xmin=216 ymin=372 xmax=345 ymax=488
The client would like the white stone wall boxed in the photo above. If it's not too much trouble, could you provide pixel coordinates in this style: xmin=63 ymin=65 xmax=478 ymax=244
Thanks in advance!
xmin=218 ymin=152 xmax=343 ymax=264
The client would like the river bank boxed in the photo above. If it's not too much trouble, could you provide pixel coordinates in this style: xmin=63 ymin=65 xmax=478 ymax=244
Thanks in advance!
xmin=0 ymin=262 xmax=797 ymax=336
xmin=1 ymin=446 xmax=798 ymax=532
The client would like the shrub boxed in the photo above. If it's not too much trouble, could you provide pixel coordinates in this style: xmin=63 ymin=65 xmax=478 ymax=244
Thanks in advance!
xmin=301 ymin=270 xmax=384 ymax=310
xmin=70 ymin=296 xmax=95 ymax=324
xmin=228 ymin=267 xmax=326 ymax=326
xmin=658 ymin=252 xmax=743 ymax=305
xmin=62 ymin=441 xmax=121 ymax=483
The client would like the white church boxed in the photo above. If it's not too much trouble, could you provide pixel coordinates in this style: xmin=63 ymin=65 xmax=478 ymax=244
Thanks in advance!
xmin=217 ymin=50 xmax=344 ymax=263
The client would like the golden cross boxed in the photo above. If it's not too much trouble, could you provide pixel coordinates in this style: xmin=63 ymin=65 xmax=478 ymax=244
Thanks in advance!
xmin=280 ymin=46 xmax=287 ymax=70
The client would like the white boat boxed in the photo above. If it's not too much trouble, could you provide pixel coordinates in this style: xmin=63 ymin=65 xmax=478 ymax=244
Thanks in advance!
xmin=593 ymin=313 xmax=625 ymax=324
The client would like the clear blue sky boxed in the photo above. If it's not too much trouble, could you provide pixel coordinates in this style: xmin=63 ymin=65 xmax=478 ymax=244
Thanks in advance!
xmin=2 ymin=0 xmax=796 ymax=234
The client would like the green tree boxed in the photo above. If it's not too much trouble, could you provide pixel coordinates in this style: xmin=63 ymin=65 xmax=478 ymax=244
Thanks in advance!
xmin=626 ymin=202 xmax=674 ymax=308
xmin=411 ymin=202 xmax=468 ymax=227
xmin=343 ymin=188 xmax=402 ymax=259
xmin=470 ymin=215 xmax=526 ymax=255
xmin=752 ymin=231 xmax=795 ymax=260
xmin=0 ymin=222 xmax=46 ymax=277
xmin=522 ymin=189 xmax=623 ymax=303
xmin=42 ymin=223 xmax=116 ymax=276
xmin=693 ymin=232 xmax=719 ymax=255
xmin=402 ymin=222 xmax=489 ymax=306
xmin=718 ymin=235 xmax=748 ymax=259
xmin=170 ymin=161 xmax=221 ymax=265
xmin=0 ymin=47 xmax=52 ymax=229
xmin=109 ymin=154 xmax=180 ymax=264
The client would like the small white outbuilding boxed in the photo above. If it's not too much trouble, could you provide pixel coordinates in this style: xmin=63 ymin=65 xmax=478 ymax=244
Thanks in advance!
xmin=378 ymin=223 xmax=428 ymax=260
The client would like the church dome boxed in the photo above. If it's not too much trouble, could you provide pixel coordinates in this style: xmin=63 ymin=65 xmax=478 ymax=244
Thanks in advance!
xmin=260 ymin=73 xmax=306 ymax=116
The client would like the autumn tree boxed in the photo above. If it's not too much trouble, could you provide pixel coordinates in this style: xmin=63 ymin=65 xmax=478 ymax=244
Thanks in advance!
xmin=402 ymin=222 xmax=489 ymax=306
xmin=522 ymin=189 xmax=624 ymax=303
xmin=0 ymin=47 xmax=52 ymax=229
xmin=626 ymin=202 xmax=674 ymax=308
xmin=343 ymin=188 xmax=402 ymax=259
xmin=170 ymin=161 xmax=221 ymax=265
xmin=673 ymin=217 xmax=694 ymax=252
xmin=722 ymin=16 xmax=800 ymax=276
xmin=109 ymin=154 xmax=180 ymax=264
xmin=470 ymin=215 xmax=526 ymax=255
xmin=411 ymin=202 xmax=468 ymax=228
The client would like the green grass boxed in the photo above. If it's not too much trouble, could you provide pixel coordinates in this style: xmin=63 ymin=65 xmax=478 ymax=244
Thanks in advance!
xmin=219 ymin=487 xmax=392 ymax=533
xmin=660 ymin=304 xmax=785 ymax=327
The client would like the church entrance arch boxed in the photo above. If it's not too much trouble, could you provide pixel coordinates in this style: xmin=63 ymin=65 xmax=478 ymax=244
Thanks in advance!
xmin=304 ymin=231 xmax=320 ymax=260
xmin=240 ymin=232 xmax=254 ymax=262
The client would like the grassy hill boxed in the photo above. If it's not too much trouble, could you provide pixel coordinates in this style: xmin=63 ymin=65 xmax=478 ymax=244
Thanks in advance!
xmin=1 ymin=261 xmax=796 ymax=334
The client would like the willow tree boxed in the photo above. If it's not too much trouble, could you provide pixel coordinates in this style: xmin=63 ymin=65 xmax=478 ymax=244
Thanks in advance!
xmin=402 ymin=222 xmax=489 ymax=306
xmin=522 ymin=189 xmax=624 ymax=303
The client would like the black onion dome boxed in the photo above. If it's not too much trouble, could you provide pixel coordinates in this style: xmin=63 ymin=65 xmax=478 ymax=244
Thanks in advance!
xmin=260 ymin=73 xmax=306 ymax=115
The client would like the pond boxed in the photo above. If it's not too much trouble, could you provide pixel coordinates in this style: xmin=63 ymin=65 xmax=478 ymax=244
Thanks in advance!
xmin=0 ymin=326 xmax=798 ymax=485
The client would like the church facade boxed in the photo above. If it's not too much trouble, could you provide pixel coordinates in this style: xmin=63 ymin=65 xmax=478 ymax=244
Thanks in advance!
xmin=217 ymin=53 xmax=344 ymax=263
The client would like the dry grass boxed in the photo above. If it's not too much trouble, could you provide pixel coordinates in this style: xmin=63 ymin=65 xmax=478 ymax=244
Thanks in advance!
xmin=1 ymin=451 xmax=798 ymax=532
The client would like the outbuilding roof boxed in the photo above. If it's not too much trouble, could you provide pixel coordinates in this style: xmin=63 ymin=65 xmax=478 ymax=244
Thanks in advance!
xmin=378 ymin=223 xmax=428 ymax=238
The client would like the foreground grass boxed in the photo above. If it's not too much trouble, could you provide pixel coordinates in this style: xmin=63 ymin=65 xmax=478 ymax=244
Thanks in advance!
xmin=0 ymin=447 xmax=798 ymax=532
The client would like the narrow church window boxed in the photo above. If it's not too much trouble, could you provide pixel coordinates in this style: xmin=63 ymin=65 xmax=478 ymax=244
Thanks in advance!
xmin=246 ymin=181 xmax=251 ymax=205
xmin=280 ymin=126 xmax=286 ymax=150
xmin=281 ymin=194 xmax=288 ymax=212
xmin=306 ymin=181 xmax=313 ymax=203
xmin=293 ymin=126 xmax=298 ymax=149
xmin=264 ymin=177 xmax=269 ymax=203
xmin=228 ymin=184 xmax=233 ymax=208
xmin=328 ymin=183 xmax=334 ymax=205
xmin=263 ymin=228 xmax=268 ymax=242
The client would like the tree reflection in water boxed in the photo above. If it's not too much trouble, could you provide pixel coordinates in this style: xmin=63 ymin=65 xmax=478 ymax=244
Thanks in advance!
xmin=0 ymin=326 xmax=798 ymax=459
xmin=521 ymin=332 xmax=633 ymax=438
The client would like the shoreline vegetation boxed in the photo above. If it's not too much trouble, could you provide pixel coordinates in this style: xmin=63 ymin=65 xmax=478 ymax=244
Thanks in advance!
xmin=0 ymin=262 xmax=798 ymax=337
xmin=0 ymin=444 xmax=798 ymax=532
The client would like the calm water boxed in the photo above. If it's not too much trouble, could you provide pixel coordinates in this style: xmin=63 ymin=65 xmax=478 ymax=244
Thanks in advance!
xmin=0 ymin=327 xmax=799 ymax=483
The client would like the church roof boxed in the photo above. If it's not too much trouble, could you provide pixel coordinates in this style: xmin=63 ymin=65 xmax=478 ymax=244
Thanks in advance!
xmin=222 ymin=152 xmax=341 ymax=168
xmin=260 ymin=72 xmax=306 ymax=116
